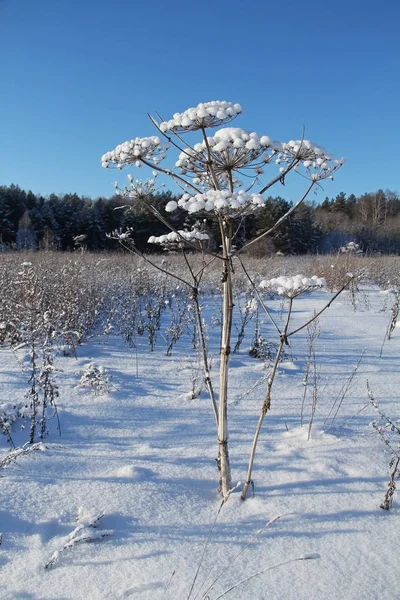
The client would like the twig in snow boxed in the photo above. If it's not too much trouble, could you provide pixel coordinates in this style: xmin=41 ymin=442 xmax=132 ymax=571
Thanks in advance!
xmin=0 ymin=442 xmax=46 ymax=471
xmin=44 ymin=511 xmax=113 ymax=569
xmin=195 ymin=513 xmax=294 ymax=600
xmin=323 ymin=349 xmax=366 ymax=431
xmin=212 ymin=554 xmax=320 ymax=599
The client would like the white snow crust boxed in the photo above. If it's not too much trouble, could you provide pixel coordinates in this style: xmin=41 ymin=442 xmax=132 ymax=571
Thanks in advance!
xmin=1 ymin=285 xmax=399 ymax=599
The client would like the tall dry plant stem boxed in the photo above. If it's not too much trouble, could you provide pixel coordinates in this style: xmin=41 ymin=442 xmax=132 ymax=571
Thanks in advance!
xmin=217 ymin=220 xmax=234 ymax=497
xmin=241 ymin=298 xmax=293 ymax=500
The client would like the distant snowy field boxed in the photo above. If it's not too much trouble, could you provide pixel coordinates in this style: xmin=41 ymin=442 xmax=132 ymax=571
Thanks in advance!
xmin=1 ymin=282 xmax=400 ymax=599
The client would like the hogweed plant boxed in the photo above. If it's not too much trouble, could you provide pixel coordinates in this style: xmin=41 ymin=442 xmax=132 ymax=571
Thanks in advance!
xmin=102 ymin=99 xmax=344 ymax=499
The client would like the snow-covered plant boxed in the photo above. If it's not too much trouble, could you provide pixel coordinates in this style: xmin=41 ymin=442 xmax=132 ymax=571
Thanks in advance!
xmin=0 ymin=402 xmax=28 ymax=447
xmin=163 ymin=509 xmax=319 ymax=600
xmin=259 ymin=275 xmax=326 ymax=298
xmin=241 ymin=274 xmax=353 ymax=499
xmin=7 ymin=263 xmax=61 ymax=443
xmin=233 ymin=293 xmax=258 ymax=353
xmin=303 ymin=317 xmax=320 ymax=440
xmin=368 ymin=383 xmax=400 ymax=510
xmin=79 ymin=363 xmax=113 ymax=395
xmin=0 ymin=441 xmax=46 ymax=471
xmin=159 ymin=100 xmax=243 ymax=133
xmin=148 ymin=228 xmax=210 ymax=248
xmin=164 ymin=293 xmax=194 ymax=356
xmin=102 ymin=99 xmax=344 ymax=499
xmin=339 ymin=241 xmax=362 ymax=254
xmin=380 ymin=289 xmax=399 ymax=357
xmin=44 ymin=509 xmax=113 ymax=569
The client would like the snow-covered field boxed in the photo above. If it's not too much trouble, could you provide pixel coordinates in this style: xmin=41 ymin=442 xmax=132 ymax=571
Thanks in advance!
xmin=1 ymin=280 xmax=400 ymax=599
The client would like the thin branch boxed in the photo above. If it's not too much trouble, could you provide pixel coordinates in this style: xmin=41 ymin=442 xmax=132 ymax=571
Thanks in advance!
xmin=241 ymin=299 xmax=293 ymax=500
xmin=235 ymin=255 xmax=281 ymax=336
xmin=196 ymin=514 xmax=290 ymax=600
xmin=186 ymin=500 xmax=225 ymax=600
xmin=118 ymin=241 xmax=192 ymax=289
xmin=258 ymin=157 xmax=300 ymax=195
xmin=139 ymin=157 xmax=202 ymax=194
xmin=213 ymin=555 xmax=319 ymax=599
xmin=138 ymin=196 xmax=223 ymax=260
xmin=200 ymin=126 xmax=220 ymax=191
xmin=195 ymin=255 xmax=218 ymax=282
xmin=287 ymin=276 xmax=354 ymax=339
xmin=148 ymin=113 xmax=203 ymax=164
xmin=238 ymin=181 xmax=315 ymax=254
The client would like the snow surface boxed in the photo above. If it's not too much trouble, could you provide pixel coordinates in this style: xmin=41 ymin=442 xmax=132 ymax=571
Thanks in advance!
xmin=1 ymin=286 xmax=400 ymax=599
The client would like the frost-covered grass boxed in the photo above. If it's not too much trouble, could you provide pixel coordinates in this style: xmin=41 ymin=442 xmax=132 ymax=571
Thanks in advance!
xmin=1 ymin=252 xmax=400 ymax=598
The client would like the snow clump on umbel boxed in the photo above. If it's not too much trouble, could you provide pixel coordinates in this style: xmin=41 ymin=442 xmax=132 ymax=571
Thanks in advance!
xmin=159 ymin=101 xmax=242 ymax=133
xmin=148 ymin=230 xmax=209 ymax=245
xmin=175 ymin=127 xmax=282 ymax=178
xmin=101 ymin=136 xmax=165 ymax=169
xmin=259 ymin=275 xmax=326 ymax=298
xmin=101 ymin=100 xmax=345 ymax=186
xmin=165 ymin=189 xmax=265 ymax=216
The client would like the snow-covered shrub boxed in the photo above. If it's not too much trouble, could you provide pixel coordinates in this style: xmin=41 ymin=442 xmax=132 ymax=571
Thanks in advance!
xmin=340 ymin=241 xmax=362 ymax=254
xmin=0 ymin=401 xmax=27 ymax=446
xmin=79 ymin=363 xmax=113 ymax=395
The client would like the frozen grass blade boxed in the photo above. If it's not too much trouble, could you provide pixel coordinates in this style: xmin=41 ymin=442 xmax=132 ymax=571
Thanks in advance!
xmin=195 ymin=513 xmax=293 ymax=600
xmin=212 ymin=554 xmax=320 ymax=599
xmin=160 ymin=570 xmax=176 ymax=600
xmin=186 ymin=499 xmax=225 ymax=600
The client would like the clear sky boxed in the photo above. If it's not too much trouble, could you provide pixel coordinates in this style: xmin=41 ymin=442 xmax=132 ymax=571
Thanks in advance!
xmin=1 ymin=0 xmax=399 ymax=204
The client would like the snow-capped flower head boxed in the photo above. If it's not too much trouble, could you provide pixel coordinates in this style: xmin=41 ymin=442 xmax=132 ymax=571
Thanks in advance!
xmin=176 ymin=128 xmax=281 ymax=179
xmin=148 ymin=228 xmax=210 ymax=249
xmin=276 ymin=139 xmax=345 ymax=182
xmin=192 ymin=171 xmax=243 ymax=192
xmin=159 ymin=101 xmax=243 ymax=133
xmin=339 ymin=241 xmax=362 ymax=254
xmin=101 ymin=136 xmax=165 ymax=169
xmin=169 ymin=189 xmax=266 ymax=217
xmin=259 ymin=275 xmax=326 ymax=299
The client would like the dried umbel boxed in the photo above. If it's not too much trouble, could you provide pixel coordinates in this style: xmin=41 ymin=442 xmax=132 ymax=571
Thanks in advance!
xmin=101 ymin=137 xmax=166 ymax=169
xmin=159 ymin=100 xmax=243 ymax=133
xmin=175 ymin=127 xmax=280 ymax=178
xmin=148 ymin=229 xmax=209 ymax=246
xmin=101 ymin=100 xmax=345 ymax=194
xmin=166 ymin=189 xmax=265 ymax=216
xmin=259 ymin=275 xmax=326 ymax=298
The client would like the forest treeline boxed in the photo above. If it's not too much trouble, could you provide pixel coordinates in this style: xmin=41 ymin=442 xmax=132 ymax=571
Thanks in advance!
xmin=1 ymin=184 xmax=400 ymax=254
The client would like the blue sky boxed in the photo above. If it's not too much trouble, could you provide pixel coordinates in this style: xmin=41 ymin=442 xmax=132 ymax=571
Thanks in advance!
xmin=1 ymin=0 xmax=399 ymax=203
